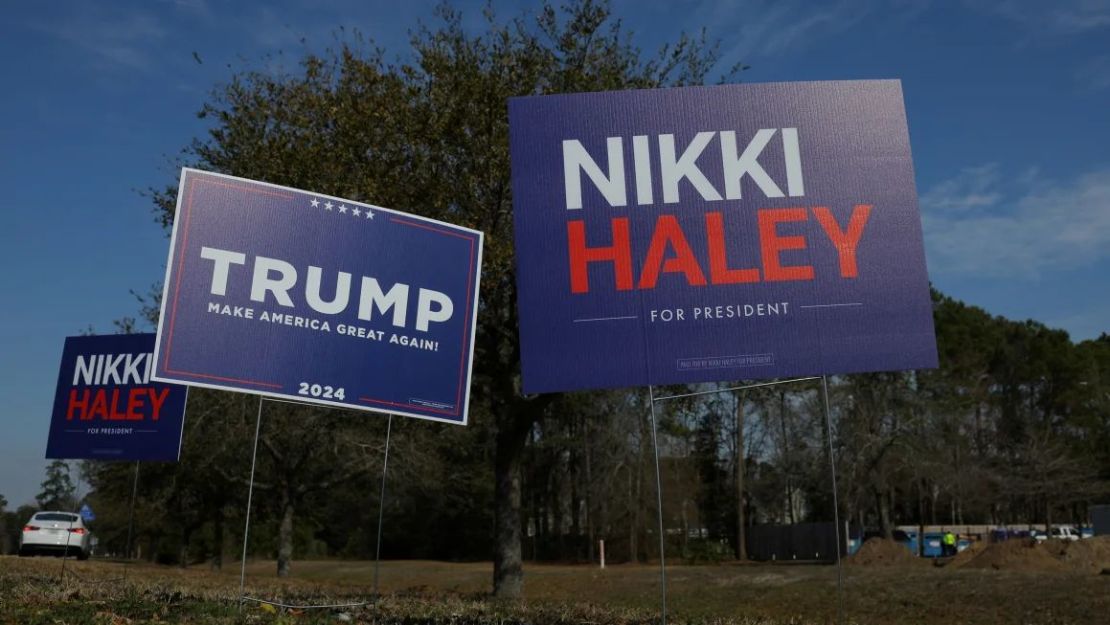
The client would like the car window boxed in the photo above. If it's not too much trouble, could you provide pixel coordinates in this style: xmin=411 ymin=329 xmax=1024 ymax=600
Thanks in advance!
xmin=33 ymin=513 xmax=78 ymax=522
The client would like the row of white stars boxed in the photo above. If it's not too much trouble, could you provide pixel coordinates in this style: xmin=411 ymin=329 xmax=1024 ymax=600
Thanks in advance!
xmin=309 ymin=197 xmax=375 ymax=219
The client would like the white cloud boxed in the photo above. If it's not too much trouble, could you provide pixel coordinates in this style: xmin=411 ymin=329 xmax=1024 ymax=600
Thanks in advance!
xmin=627 ymin=0 xmax=934 ymax=71
xmin=1074 ymin=54 xmax=1110 ymax=90
xmin=919 ymin=163 xmax=1003 ymax=213
xmin=965 ymin=0 xmax=1110 ymax=35
xmin=922 ymin=164 xmax=1110 ymax=278
xmin=31 ymin=10 xmax=166 ymax=71
xmin=711 ymin=0 xmax=874 ymax=61
xmin=1037 ymin=0 xmax=1110 ymax=32
xmin=169 ymin=0 xmax=211 ymax=13
xmin=635 ymin=0 xmax=1105 ymax=68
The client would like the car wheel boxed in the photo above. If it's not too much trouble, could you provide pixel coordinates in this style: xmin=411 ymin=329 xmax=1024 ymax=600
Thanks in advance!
xmin=18 ymin=547 xmax=29 ymax=557
xmin=77 ymin=550 xmax=89 ymax=561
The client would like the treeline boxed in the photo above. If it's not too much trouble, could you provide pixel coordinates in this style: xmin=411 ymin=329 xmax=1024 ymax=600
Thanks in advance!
xmin=3 ymin=290 xmax=1106 ymax=570
xmin=497 ymin=290 xmax=1110 ymax=563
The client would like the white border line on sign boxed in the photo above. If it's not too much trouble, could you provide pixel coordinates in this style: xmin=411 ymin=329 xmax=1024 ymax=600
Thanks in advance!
xmin=150 ymin=168 xmax=485 ymax=426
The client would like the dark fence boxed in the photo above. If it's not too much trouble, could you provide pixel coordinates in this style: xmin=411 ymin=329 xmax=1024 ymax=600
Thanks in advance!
xmin=1093 ymin=505 xmax=1110 ymax=536
xmin=745 ymin=522 xmax=852 ymax=562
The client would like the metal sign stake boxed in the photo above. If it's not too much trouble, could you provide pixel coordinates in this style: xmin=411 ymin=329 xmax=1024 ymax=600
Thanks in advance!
xmin=647 ymin=385 xmax=668 ymax=625
xmin=124 ymin=460 xmax=141 ymax=560
xmin=373 ymin=414 xmax=393 ymax=597
xmin=238 ymin=396 xmax=264 ymax=611
xmin=647 ymin=376 xmax=849 ymax=625
xmin=820 ymin=376 xmax=845 ymax=625
xmin=234 ymin=395 xmax=379 ymax=612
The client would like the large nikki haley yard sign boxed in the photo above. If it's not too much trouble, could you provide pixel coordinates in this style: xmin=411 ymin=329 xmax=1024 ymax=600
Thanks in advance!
xmin=152 ymin=169 xmax=483 ymax=424
xmin=47 ymin=334 xmax=187 ymax=461
xmin=509 ymin=80 xmax=937 ymax=394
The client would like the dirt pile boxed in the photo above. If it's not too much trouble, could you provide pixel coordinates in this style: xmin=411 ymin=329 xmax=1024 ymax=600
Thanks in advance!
xmin=1058 ymin=536 xmax=1110 ymax=574
xmin=951 ymin=538 xmax=1068 ymax=572
xmin=946 ymin=539 xmax=989 ymax=567
xmin=846 ymin=538 xmax=918 ymax=566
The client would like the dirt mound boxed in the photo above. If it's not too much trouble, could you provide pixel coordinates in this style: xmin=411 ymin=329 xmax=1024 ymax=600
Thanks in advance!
xmin=954 ymin=538 xmax=1068 ymax=572
xmin=1058 ymin=536 xmax=1110 ymax=574
xmin=946 ymin=539 xmax=989 ymax=567
xmin=847 ymin=538 xmax=918 ymax=566
xmin=1039 ymin=538 xmax=1071 ymax=558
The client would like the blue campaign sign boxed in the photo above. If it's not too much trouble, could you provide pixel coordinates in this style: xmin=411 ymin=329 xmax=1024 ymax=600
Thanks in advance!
xmin=46 ymin=334 xmax=188 ymax=461
xmin=79 ymin=504 xmax=95 ymax=522
xmin=152 ymin=169 xmax=483 ymax=424
xmin=509 ymin=80 xmax=937 ymax=394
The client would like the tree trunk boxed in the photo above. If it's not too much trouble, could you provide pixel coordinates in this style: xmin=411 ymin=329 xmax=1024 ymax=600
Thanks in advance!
xmin=493 ymin=412 xmax=528 ymax=598
xmin=628 ymin=465 xmax=637 ymax=562
xmin=277 ymin=492 xmax=295 ymax=578
xmin=681 ymin=500 xmax=689 ymax=554
xmin=735 ymin=394 xmax=747 ymax=560
xmin=917 ymin=479 xmax=927 ymax=557
xmin=179 ymin=526 xmax=190 ymax=569
xmin=211 ymin=508 xmax=224 ymax=571
xmin=536 ymin=483 xmax=546 ymax=558
xmin=878 ymin=489 xmax=893 ymax=539
xmin=585 ymin=426 xmax=595 ymax=563
xmin=636 ymin=416 xmax=647 ymax=562
xmin=779 ymin=391 xmax=795 ymax=525
xmin=528 ymin=428 xmax=539 ymax=562
xmin=930 ymin=484 xmax=939 ymax=525
xmin=785 ymin=485 xmax=795 ymax=525
xmin=570 ymin=454 xmax=580 ymax=561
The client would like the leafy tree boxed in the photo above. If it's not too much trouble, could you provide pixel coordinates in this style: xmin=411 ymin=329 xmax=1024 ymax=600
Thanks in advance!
xmin=2 ymin=505 xmax=39 ymax=555
xmin=231 ymin=402 xmax=382 ymax=578
xmin=148 ymin=0 xmax=728 ymax=594
xmin=693 ymin=408 xmax=730 ymax=544
xmin=36 ymin=460 xmax=77 ymax=511
xmin=0 ymin=494 xmax=7 ymax=554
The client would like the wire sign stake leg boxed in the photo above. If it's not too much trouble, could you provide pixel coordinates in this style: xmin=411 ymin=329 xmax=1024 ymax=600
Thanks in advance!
xmin=125 ymin=460 xmax=141 ymax=559
xmin=820 ymin=376 xmax=845 ymax=625
xmin=373 ymin=414 xmax=393 ymax=598
xmin=647 ymin=386 xmax=668 ymax=625
xmin=122 ymin=459 xmax=141 ymax=579
xmin=238 ymin=397 xmax=264 ymax=611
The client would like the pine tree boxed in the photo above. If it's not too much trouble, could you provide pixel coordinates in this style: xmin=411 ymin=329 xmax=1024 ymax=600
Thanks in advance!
xmin=36 ymin=460 xmax=76 ymax=511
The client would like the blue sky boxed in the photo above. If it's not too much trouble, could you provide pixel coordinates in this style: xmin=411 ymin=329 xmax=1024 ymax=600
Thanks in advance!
xmin=1 ymin=0 xmax=1107 ymax=507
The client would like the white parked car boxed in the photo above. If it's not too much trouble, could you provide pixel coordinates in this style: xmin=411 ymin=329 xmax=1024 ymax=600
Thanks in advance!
xmin=1033 ymin=526 xmax=1081 ymax=542
xmin=19 ymin=511 xmax=91 ymax=559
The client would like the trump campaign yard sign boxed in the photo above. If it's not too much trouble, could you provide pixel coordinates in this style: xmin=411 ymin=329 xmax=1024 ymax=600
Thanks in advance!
xmin=152 ymin=169 xmax=483 ymax=425
xmin=46 ymin=334 xmax=187 ymax=461
xmin=509 ymin=80 xmax=937 ymax=394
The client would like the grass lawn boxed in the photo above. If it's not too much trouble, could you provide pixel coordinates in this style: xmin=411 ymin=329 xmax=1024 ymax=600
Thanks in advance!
xmin=2 ymin=555 xmax=1108 ymax=624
